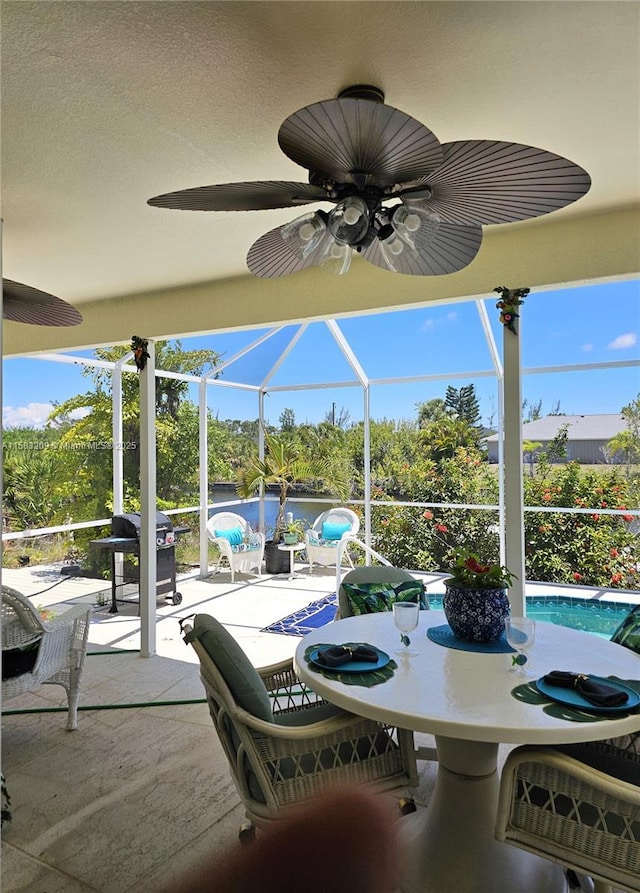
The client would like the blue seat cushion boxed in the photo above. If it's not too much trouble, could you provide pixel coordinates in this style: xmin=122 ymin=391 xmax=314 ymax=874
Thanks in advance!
xmin=230 ymin=542 xmax=260 ymax=553
xmin=187 ymin=614 xmax=273 ymax=722
xmin=214 ymin=526 xmax=243 ymax=546
xmin=343 ymin=579 xmax=427 ymax=616
xmin=321 ymin=521 xmax=351 ymax=541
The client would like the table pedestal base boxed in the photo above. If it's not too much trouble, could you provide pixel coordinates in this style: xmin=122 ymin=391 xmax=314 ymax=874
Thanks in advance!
xmin=399 ymin=737 xmax=566 ymax=893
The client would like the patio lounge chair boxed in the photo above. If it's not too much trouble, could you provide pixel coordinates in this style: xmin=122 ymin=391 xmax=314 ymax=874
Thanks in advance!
xmin=206 ymin=511 xmax=265 ymax=583
xmin=495 ymin=733 xmax=640 ymax=892
xmin=182 ymin=613 xmax=418 ymax=838
xmin=2 ymin=585 xmax=91 ymax=730
xmin=304 ymin=507 xmax=359 ymax=573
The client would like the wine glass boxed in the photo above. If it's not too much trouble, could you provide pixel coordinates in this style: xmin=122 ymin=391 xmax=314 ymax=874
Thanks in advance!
xmin=505 ymin=617 xmax=536 ymax=675
xmin=393 ymin=602 xmax=419 ymax=657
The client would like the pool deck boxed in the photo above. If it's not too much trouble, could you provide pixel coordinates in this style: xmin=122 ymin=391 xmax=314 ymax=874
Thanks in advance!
xmin=2 ymin=560 xmax=637 ymax=893
xmin=1 ymin=561 xmax=638 ymax=668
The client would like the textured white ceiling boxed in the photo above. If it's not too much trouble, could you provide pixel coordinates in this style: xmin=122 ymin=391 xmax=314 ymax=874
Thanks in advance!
xmin=2 ymin=1 xmax=639 ymax=306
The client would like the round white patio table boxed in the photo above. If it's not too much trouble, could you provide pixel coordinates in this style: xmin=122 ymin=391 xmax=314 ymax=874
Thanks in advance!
xmin=293 ymin=610 xmax=640 ymax=893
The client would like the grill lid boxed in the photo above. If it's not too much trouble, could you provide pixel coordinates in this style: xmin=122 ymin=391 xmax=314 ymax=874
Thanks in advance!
xmin=111 ymin=512 xmax=173 ymax=538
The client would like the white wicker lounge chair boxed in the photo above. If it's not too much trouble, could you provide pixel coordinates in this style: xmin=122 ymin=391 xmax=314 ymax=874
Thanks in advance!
xmin=304 ymin=507 xmax=359 ymax=573
xmin=2 ymin=586 xmax=91 ymax=730
xmin=182 ymin=613 xmax=417 ymax=839
xmin=206 ymin=511 xmax=265 ymax=582
xmin=495 ymin=734 xmax=640 ymax=892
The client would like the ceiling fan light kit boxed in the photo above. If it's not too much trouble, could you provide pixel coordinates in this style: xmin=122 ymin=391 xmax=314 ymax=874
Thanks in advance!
xmin=148 ymin=85 xmax=591 ymax=279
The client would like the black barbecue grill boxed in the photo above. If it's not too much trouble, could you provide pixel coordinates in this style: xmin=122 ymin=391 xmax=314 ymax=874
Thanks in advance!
xmin=91 ymin=512 xmax=189 ymax=612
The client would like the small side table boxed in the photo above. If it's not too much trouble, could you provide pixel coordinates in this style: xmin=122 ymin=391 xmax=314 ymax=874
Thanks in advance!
xmin=277 ymin=542 xmax=306 ymax=580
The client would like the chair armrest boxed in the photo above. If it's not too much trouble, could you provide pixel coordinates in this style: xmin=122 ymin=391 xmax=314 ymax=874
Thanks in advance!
xmin=212 ymin=537 xmax=233 ymax=558
xmin=258 ymin=657 xmax=295 ymax=678
xmin=40 ymin=604 xmax=92 ymax=632
xmin=233 ymin=700 xmax=390 ymax=741
xmin=248 ymin=532 xmax=265 ymax=548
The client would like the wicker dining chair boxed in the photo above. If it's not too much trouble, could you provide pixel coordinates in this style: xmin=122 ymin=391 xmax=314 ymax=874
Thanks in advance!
xmin=495 ymin=734 xmax=640 ymax=892
xmin=2 ymin=586 xmax=91 ymax=730
xmin=337 ymin=565 xmax=430 ymax=620
xmin=182 ymin=613 xmax=418 ymax=840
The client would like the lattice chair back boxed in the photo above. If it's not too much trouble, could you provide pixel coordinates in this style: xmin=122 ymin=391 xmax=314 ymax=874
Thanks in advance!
xmin=182 ymin=613 xmax=417 ymax=834
xmin=2 ymin=586 xmax=91 ymax=730
xmin=206 ymin=512 xmax=265 ymax=582
xmin=305 ymin=507 xmax=360 ymax=573
xmin=496 ymin=734 xmax=640 ymax=892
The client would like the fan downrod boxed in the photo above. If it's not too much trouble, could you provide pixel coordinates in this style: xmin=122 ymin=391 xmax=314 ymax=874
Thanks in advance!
xmin=337 ymin=84 xmax=385 ymax=103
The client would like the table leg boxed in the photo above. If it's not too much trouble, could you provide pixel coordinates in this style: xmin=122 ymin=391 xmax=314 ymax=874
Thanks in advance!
xmin=398 ymin=736 xmax=565 ymax=893
xmin=108 ymin=551 xmax=118 ymax=613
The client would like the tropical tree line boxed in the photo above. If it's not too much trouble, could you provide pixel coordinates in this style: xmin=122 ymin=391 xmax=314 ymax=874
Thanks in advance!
xmin=2 ymin=342 xmax=639 ymax=589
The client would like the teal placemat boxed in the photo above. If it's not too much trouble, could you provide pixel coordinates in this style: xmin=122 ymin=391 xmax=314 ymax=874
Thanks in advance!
xmin=511 ymin=677 xmax=640 ymax=723
xmin=427 ymin=624 xmax=515 ymax=654
xmin=303 ymin=643 xmax=396 ymax=687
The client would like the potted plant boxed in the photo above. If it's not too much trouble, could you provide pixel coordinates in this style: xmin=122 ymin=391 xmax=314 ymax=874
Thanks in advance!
xmin=236 ymin=430 xmax=348 ymax=574
xmin=443 ymin=550 xmax=516 ymax=643
xmin=283 ymin=517 xmax=306 ymax=545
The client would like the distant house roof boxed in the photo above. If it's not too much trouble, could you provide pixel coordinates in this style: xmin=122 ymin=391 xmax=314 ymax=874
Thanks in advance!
xmin=485 ymin=414 xmax=627 ymax=443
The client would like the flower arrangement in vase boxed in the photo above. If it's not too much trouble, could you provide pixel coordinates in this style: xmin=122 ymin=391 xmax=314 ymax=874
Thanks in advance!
xmin=443 ymin=550 xmax=515 ymax=643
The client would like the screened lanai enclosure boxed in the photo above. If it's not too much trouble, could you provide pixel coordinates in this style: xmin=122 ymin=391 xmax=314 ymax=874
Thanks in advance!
xmin=4 ymin=281 xmax=638 ymax=655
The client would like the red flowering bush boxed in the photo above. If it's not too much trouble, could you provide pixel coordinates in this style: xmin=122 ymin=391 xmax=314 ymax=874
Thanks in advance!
xmin=368 ymin=452 xmax=637 ymax=589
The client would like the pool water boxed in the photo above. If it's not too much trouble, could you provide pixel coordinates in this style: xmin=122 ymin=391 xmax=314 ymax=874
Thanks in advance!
xmin=427 ymin=595 xmax=636 ymax=640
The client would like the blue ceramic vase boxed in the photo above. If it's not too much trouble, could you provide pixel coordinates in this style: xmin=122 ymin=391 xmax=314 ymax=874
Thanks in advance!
xmin=443 ymin=581 xmax=510 ymax=643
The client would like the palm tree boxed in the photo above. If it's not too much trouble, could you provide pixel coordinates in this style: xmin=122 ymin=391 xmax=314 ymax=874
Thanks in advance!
xmin=236 ymin=430 xmax=348 ymax=543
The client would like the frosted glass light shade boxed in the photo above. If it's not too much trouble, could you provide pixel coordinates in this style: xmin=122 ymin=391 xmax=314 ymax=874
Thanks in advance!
xmin=378 ymin=230 xmax=410 ymax=271
xmin=318 ymin=236 xmax=352 ymax=275
xmin=281 ymin=212 xmax=327 ymax=257
xmin=392 ymin=204 xmax=440 ymax=247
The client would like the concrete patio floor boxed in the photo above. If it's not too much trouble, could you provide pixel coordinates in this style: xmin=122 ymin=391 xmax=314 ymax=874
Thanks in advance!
xmin=1 ymin=560 xmax=635 ymax=892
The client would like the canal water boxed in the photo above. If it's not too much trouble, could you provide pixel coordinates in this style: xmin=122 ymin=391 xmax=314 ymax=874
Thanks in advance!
xmin=210 ymin=491 xmax=331 ymax=534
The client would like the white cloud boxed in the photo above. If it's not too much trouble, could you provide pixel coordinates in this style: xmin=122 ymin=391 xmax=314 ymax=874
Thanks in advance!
xmin=581 ymin=343 xmax=593 ymax=352
xmin=3 ymin=402 xmax=55 ymax=428
xmin=2 ymin=403 xmax=88 ymax=428
xmin=608 ymin=332 xmax=637 ymax=350
xmin=421 ymin=311 xmax=458 ymax=331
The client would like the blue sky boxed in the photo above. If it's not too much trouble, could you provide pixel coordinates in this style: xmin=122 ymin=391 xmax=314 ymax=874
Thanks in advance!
xmin=3 ymin=280 xmax=639 ymax=429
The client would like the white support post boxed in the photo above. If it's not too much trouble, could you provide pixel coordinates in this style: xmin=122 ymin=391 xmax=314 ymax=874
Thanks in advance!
xmin=199 ymin=378 xmax=209 ymax=576
xmin=139 ymin=340 xmax=156 ymax=657
xmin=475 ymin=300 xmax=505 ymax=560
xmin=501 ymin=299 xmax=527 ymax=615
xmin=112 ymin=357 xmax=126 ymax=588
xmin=0 ymin=220 xmax=4 ymax=560
xmin=362 ymin=385 xmax=372 ymax=555
xmin=258 ymin=390 xmax=266 ymax=534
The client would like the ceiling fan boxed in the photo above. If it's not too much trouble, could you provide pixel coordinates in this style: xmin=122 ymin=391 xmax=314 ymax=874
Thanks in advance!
xmin=148 ymin=85 xmax=591 ymax=279
xmin=3 ymin=279 xmax=83 ymax=326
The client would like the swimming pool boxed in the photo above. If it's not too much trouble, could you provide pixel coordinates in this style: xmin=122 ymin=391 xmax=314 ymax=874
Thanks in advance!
xmin=427 ymin=595 xmax=636 ymax=640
